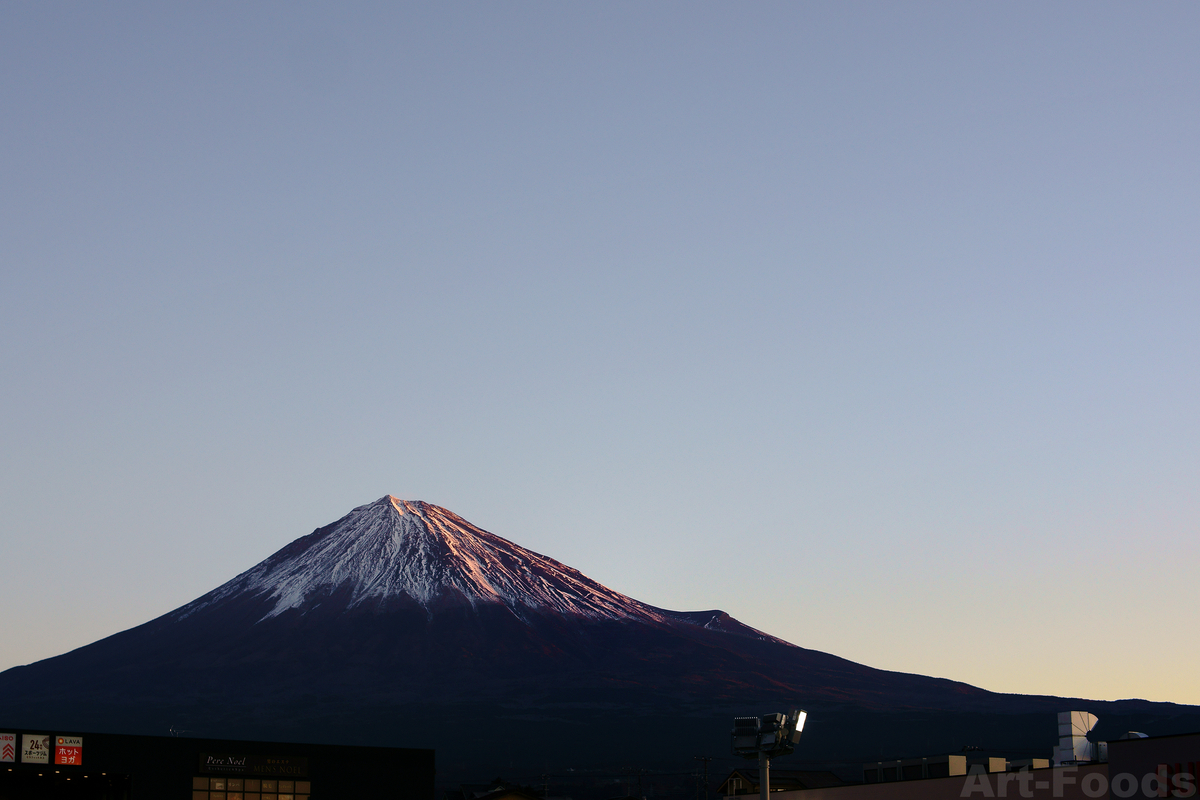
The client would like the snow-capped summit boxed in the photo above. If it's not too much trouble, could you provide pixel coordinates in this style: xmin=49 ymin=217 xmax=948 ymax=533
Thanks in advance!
xmin=173 ymin=496 xmax=671 ymax=625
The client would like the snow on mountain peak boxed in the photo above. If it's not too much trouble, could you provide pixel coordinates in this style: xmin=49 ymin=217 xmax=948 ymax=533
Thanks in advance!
xmin=173 ymin=496 xmax=670 ymax=625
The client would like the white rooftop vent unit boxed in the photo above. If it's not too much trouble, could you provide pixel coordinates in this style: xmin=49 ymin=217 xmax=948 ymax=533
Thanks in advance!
xmin=1052 ymin=711 xmax=1107 ymax=765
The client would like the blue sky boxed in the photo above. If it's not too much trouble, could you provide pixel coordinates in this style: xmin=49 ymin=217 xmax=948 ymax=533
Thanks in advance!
xmin=2 ymin=2 xmax=1198 ymax=706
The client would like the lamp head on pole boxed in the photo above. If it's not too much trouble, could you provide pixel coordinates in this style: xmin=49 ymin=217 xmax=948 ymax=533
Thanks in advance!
xmin=730 ymin=708 xmax=807 ymax=759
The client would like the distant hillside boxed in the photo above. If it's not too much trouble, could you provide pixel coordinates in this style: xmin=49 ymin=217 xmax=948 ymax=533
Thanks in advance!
xmin=3 ymin=497 xmax=1196 ymax=781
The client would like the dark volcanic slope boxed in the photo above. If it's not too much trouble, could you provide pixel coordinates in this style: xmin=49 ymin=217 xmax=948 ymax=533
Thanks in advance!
xmin=1 ymin=497 xmax=1195 ymax=768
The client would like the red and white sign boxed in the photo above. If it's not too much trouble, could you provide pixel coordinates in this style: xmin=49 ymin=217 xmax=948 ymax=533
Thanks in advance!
xmin=0 ymin=733 xmax=15 ymax=763
xmin=22 ymin=734 xmax=50 ymax=764
xmin=55 ymin=736 xmax=83 ymax=766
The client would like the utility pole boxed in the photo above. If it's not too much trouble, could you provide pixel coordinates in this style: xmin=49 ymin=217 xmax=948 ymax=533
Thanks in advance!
xmin=758 ymin=751 xmax=769 ymax=800
xmin=693 ymin=756 xmax=713 ymax=800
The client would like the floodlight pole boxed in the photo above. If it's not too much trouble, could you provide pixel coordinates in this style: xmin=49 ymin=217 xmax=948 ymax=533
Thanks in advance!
xmin=759 ymin=751 xmax=769 ymax=800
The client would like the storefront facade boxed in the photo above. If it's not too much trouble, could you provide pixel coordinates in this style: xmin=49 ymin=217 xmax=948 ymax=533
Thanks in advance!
xmin=0 ymin=727 xmax=434 ymax=800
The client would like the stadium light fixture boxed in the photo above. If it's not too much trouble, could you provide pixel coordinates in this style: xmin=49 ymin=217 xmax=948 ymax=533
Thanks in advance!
xmin=730 ymin=708 xmax=808 ymax=800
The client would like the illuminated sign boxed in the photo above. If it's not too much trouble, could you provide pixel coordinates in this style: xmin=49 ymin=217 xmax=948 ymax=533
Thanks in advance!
xmin=55 ymin=736 xmax=83 ymax=765
xmin=22 ymin=734 xmax=51 ymax=764
xmin=0 ymin=733 xmax=14 ymax=763
xmin=200 ymin=753 xmax=309 ymax=776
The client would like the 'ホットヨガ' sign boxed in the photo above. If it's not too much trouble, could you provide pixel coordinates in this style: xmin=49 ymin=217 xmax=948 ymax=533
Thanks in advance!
xmin=55 ymin=736 xmax=83 ymax=765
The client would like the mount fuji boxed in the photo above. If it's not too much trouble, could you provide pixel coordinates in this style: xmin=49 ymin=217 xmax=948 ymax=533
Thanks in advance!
xmin=1 ymin=497 xmax=1195 ymax=774
xmin=173 ymin=496 xmax=757 ymax=631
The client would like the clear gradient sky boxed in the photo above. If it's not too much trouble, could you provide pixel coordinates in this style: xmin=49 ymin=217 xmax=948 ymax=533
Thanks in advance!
xmin=2 ymin=3 xmax=1198 ymax=706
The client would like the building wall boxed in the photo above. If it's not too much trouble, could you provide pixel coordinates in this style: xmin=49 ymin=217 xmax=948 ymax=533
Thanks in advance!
xmin=761 ymin=764 xmax=1109 ymax=800
xmin=0 ymin=727 xmax=435 ymax=800
xmin=1107 ymin=732 xmax=1200 ymax=799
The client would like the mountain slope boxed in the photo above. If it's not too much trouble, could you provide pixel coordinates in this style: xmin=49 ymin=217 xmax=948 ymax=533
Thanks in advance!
xmin=1 ymin=496 xmax=1195 ymax=772
xmin=3 ymin=497 xmax=954 ymax=703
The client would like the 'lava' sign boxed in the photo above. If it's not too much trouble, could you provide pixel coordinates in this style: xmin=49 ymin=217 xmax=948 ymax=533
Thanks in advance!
xmin=55 ymin=736 xmax=83 ymax=766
